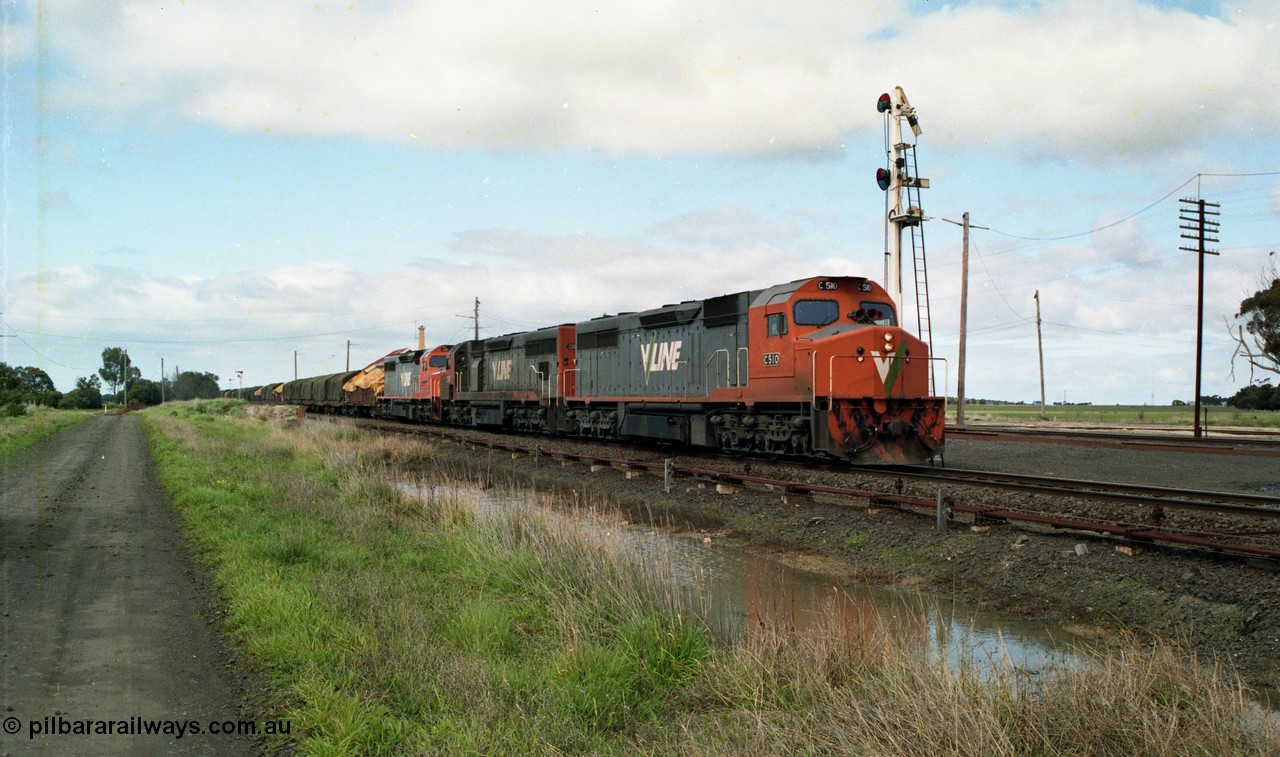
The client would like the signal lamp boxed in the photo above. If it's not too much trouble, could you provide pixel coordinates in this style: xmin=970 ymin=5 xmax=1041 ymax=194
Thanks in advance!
xmin=876 ymin=168 xmax=891 ymax=191
xmin=877 ymin=93 xmax=892 ymax=113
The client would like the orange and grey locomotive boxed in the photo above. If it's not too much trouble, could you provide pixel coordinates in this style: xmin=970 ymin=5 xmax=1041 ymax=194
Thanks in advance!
xmin=280 ymin=275 xmax=944 ymax=465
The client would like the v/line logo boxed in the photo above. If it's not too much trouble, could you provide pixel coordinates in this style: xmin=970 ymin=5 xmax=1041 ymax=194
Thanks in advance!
xmin=640 ymin=336 xmax=683 ymax=383
xmin=870 ymin=345 xmax=905 ymax=390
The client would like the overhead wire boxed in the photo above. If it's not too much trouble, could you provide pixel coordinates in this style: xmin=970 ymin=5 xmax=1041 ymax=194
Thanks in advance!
xmin=984 ymin=171 xmax=1279 ymax=243
xmin=953 ymin=172 xmax=1276 ymax=354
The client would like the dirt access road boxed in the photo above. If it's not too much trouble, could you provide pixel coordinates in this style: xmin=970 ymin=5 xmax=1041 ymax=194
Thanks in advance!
xmin=0 ymin=415 xmax=254 ymax=756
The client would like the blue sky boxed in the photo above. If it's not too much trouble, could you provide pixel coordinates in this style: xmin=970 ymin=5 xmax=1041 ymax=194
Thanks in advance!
xmin=3 ymin=0 xmax=1278 ymax=405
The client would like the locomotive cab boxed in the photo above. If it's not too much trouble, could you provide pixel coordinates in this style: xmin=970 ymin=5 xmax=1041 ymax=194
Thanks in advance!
xmin=416 ymin=345 xmax=454 ymax=417
xmin=746 ymin=276 xmax=944 ymax=463
xmin=748 ymin=277 xmax=898 ymax=392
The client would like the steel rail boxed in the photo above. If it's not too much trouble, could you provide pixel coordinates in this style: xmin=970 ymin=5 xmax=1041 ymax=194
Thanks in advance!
xmin=845 ymin=464 xmax=1280 ymax=519
xmin=349 ymin=418 xmax=1280 ymax=563
xmin=351 ymin=417 xmax=1280 ymax=521
xmin=950 ymin=426 xmax=1280 ymax=457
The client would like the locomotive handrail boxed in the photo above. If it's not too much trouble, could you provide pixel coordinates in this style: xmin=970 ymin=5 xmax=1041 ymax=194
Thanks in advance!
xmin=559 ymin=367 xmax=578 ymax=400
xmin=820 ymin=354 xmax=950 ymax=399
xmin=736 ymin=347 xmax=749 ymax=387
xmin=705 ymin=349 xmax=730 ymax=392
xmin=528 ymin=364 xmax=548 ymax=400
xmin=432 ymin=374 xmax=445 ymax=416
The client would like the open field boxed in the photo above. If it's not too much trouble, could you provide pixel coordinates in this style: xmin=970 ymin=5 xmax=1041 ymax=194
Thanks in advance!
xmin=949 ymin=403 xmax=1280 ymax=429
xmin=139 ymin=400 xmax=1277 ymax=755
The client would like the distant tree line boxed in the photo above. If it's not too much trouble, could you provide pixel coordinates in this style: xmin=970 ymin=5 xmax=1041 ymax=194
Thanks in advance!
xmin=94 ymin=347 xmax=222 ymax=407
xmin=1228 ymin=383 xmax=1280 ymax=410
xmin=0 ymin=363 xmax=64 ymax=415
xmin=0 ymin=346 xmax=223 ymax=416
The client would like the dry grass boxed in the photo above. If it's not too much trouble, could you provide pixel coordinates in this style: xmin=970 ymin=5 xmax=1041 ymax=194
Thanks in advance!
xmin=148 ymin=404 xmax=1280 ymax=755
xmin=641 ymin=615 xmax=1277 ymax=756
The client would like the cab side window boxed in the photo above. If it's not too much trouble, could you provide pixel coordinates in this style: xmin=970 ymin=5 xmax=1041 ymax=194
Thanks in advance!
xmin=766 ymin=313 xmax=788 ymax=337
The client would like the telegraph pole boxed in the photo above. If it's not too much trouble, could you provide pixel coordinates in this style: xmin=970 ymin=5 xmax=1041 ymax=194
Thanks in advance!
xmin=941 ymin=213 xmax=988 ymax=427
xmin=346 ymin=340 xmax=352 ymax=371
xmin=1179 ymin=197 xmax=1220 ymax=438
xmin=1035 ymin=291 xmax=1046 ymax=420
xmin=294 ymin=350 xmax=298 ymax=381
xmin=457 ymin=297 xmax=481 ymax=341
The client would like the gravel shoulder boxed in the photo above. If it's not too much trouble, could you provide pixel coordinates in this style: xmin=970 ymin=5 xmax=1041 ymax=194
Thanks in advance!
xmin=0 ymin=415 xmax=254 ymax=756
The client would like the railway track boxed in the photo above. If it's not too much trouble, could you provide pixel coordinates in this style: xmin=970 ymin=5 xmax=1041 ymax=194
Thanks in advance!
xmin=949 ymin=425 xmax=1280 ymax=457
xmin=849 ymin=464 xmax=1280 ymax=519
xmin=342 ymin=416 xmax=1280 ymax=565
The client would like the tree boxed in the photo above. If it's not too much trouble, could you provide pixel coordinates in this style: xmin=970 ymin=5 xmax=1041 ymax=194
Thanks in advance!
xmin=171 ymin=371 xmax=221 ymax=400
xmin=98 ymin=347 xmax=141 ymax=398
xmin=128 ymin=378 xmax=163 ymax=407
xmin=14 ymin=366 xmax=56 ymax=395
xmin=0 ymin=363 xmax=60 ymax=406
xmin=59 ymin=375 xmax=103 ymax=410
xmin=0 ymin=363 xmax=18 ymax=391
xmin=1230 ymin=261 xmax=1280 ymax=379
xmin=1228 ymin=382 xmax=1280 ymax=410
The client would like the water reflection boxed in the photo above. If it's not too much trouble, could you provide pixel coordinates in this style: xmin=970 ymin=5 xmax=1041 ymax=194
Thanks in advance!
xmin=398 ymin=480 xmax=1087 ymax=679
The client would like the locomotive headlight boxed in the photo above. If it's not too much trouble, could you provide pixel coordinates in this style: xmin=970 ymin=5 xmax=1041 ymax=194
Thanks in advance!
xmin=883 ymin=333 xmax=892 ymax=343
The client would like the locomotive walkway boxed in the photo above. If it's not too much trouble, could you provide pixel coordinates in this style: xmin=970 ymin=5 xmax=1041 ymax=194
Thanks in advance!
xmin=0 ymin=415 xmax=252 ymax=756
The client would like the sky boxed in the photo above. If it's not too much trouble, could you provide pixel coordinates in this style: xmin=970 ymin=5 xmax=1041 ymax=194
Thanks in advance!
xmin=2 ymin=0 xmax=1278 ymax=405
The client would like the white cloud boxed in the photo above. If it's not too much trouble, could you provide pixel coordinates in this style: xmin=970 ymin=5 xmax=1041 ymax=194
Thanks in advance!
xmin=649 ymin=206 xmax=801 ymax=245
xmin=24 ymin=0 xmax=1279 ymax=159
xmin=1 ymin=8 xmax=33 ymax=63
xmin=2 ymin=230 xmax=844 ymax=390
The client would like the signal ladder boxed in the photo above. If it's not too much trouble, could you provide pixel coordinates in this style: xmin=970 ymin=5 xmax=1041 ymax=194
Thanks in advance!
xmin=900 ymin=141 xmax=933 ymax=384
xmin=879 ymin=87 xmax=935 ymax=396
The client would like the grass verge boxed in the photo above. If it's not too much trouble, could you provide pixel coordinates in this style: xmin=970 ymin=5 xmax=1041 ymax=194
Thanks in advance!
xmin=0 ymin=406 xmax=91 ymax=459
xmin=145 ymin=402 xmax=1279 ymax=755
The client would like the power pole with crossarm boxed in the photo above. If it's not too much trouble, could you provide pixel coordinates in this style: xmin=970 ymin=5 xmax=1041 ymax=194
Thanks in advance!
xmin=1179 ymin=197 xmax=1220 ymax=438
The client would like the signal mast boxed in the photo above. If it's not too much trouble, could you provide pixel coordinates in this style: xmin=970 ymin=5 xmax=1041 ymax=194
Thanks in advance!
xmin=876 ymin=87 xmax=928 ymax=311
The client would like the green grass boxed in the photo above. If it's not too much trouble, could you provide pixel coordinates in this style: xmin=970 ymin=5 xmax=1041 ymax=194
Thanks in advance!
xmin=951 ymin=402 xmax=1280 ymax=429
xmin=145 ymin=402 xmax=709 ymax=753
xmin=145 ymin=401 xmax=1279 ymax=755
xmin=0 ymin=406 xmax=92 ymax=458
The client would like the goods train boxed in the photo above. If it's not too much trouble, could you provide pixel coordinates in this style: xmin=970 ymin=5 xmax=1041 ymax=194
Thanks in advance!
xmin=231 ymin=276 xmax=945 ymax=464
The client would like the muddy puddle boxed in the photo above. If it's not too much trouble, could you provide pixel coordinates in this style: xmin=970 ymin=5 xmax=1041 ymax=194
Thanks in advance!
xmin=399 ymin=481 xmax=1092 ymax=679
